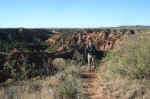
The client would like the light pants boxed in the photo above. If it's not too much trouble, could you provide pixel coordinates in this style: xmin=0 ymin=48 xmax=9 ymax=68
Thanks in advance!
xmin=88 ymin=53 xmax=94 ymax=67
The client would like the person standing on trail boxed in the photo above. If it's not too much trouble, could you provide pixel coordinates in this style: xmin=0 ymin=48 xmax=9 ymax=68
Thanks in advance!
xmin=85 ymin=39 xmax=96 ymax=71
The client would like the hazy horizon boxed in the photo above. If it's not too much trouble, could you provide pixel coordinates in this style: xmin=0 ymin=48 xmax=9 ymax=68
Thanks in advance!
xmin=0 ymin=25 xmax=150 ymax=29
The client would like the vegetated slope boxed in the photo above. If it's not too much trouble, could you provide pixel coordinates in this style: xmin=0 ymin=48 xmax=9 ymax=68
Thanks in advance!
xmin=0 ymin=28 xmax=136 ymax=82
xmin=99 ymin=31 xmax=150 ymax=99
xmin=0 ymin=27 xmax=143 ymax=99
xmin=0 ymin=59 xmax=86 ymax=99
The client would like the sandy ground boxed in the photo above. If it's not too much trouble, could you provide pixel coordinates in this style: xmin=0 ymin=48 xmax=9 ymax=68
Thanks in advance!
xmin=80 ymin=68 xmax=114 ymax=99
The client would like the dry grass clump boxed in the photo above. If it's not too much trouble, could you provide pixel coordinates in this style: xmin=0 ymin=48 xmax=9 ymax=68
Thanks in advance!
xmin=0 ymin=60 xmax=85 ymax=99
xmin=100 ymin=77 xmax=150 ymax=99
xmin=52 ymin=64 xmax=86 ymax=99
xmin=99 ymin=32 xmax=150 ymax=99
xmin=106 ymin=34 xmax=150 ymax=79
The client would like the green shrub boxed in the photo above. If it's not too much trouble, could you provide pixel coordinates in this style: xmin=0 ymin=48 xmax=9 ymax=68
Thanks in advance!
xmin=52 ymin=62 xmax=85 ymax=99
xmin=56 ymin=75 xmax=85 ymax=99
xmin=3 ymin=54 xmax=55 ymax=80
xmin=58 ymin=80 xmax=79 ymax=99
xmin=105 ymin=35 xmax=150 ymax=79
xmin=0 ymin=40 xmax=26 ymax=52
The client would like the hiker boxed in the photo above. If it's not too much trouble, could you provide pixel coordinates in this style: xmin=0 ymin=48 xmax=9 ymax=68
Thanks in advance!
xmin=85 ymin=39 xmax=96 ymax=71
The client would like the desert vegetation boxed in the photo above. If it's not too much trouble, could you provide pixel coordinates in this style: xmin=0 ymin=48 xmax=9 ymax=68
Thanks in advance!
xmin=0 ymin=27 xmax=149 ymax=99
xmin=99 ymin=30 xmax=150 ymax=99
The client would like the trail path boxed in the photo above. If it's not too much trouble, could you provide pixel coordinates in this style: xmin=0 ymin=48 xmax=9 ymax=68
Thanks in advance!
xmin=80 ymin=69 xmax=114 ymax=99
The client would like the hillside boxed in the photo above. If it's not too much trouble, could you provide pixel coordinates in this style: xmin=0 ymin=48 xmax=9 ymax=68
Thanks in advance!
xmin=98 ymin=30 xmax=150 ymax=99
xmin=0 ymin=27 xmax=149 ymax=99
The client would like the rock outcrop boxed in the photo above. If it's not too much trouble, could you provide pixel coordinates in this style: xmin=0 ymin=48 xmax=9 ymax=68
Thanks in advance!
xmin=45 ymin=30 xmax=131 ymax=52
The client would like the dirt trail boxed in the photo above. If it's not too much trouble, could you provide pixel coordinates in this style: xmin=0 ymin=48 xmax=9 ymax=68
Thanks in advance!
xmin=80 ymin=70 xmax=114 ymax=99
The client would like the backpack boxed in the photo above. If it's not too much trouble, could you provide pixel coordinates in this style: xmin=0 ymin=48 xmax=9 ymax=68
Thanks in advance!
xmin=86 ymin=44 xmax=96 ymax=55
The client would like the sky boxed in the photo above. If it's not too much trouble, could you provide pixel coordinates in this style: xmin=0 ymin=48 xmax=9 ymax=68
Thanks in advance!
xmin=0 ymin=0 xmax=150 ymax=28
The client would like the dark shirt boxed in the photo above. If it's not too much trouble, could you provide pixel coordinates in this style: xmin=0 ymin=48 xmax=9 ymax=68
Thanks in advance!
xmin=86 ymin=43 xmax=96 ymax=55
